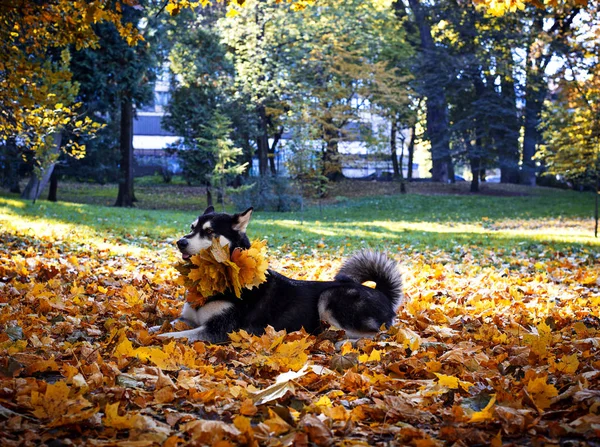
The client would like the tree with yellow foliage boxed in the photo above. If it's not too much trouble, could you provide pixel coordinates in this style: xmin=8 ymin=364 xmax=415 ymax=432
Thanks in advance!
xmin=472 ymin=0 xmax=589 ymax=16
xmin=537 ymin=2 xmax=600 ymax=235
xmin=0 ymin=1 xmax=142 ymax=200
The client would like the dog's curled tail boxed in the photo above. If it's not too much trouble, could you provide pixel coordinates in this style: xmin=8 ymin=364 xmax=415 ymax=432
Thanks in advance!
xmin=335 ymin=250 xmax=403 ymax=310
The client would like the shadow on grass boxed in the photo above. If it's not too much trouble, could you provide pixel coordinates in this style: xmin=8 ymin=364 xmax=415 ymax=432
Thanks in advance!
xmin=283 ymin=191 xmax=595 ymax=224
xmin=1 ymin=193 xmax=598 ymax=257
xmin=251 ymin=219 xmax=599 ymax=253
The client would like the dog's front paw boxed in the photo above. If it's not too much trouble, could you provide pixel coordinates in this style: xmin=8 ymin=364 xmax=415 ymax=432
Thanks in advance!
xmin=154 ymin=327 xmax=207 ymax=342
xmin=155 ymin=332 xmax=174 ymax=339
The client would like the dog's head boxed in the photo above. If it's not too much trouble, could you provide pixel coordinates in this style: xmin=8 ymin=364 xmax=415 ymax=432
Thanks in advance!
xmin=176 ymin=206 xmax=253 ymax=259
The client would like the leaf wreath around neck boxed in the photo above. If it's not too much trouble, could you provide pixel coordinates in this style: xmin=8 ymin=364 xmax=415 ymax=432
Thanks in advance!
xmin=174 ymin=239 xmax=269 ymax=308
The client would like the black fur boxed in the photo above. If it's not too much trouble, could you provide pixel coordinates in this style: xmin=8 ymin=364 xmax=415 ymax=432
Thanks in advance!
xmin=159 ymin=208 xmax=403 ymax=343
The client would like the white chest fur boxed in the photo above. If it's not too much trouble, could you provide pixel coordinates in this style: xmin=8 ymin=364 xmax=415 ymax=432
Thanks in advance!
xmin=180 ymin=300 xmax=234 ymax=327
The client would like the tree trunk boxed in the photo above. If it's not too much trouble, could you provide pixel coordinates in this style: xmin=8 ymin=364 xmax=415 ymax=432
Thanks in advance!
xmin=520 ymin=9 xmax=580 ymax=185
xmin=595 ymin=180 xmax=599 ymax=238
xmin=471 ymin=77 xmax=486 ymax=191
xmin=407 ymin=0 xmax=452 ymax=183
xmin=268 ymin=129 xmax=283 ymax=176
xmin=390 ymin=117 xmax=400 ymax=179
xmin=447 ymin=160 xmax=455 ymax=183
xmin=21 ymin=133 xmax=62 ymax=203
xmin=407 ymin=124 xmax=416 ymax=181
xmin=206 ymin=183 xmax=213 ymax=208
xmin=520 ymin=17 xmax=548 ymax=187
xmin=398 ymin=127 xmax=407 ymax=194
xmin=257 ymin=105 xmax=269 ymax=177
xmin=241 ymin=131 xmax=253 ymax=177
xmin=48 ymin=167 xmax=58 ymax=202
xmin=22 ymin=166 xmax=55 ymax=203
xmin=521 ymin=80 xmax=545 ymax=186
xmin=3 ymin=137 xmax=21 ymax=193
xmin=470 ymin=156 xmax=480 ymax=193
xmin=115 ymin=97 xmax=135 ymax=207
xmin=322 ymin=117 xmax=344 ymax=181
xmin=463 ymin=133 xmax=480 ymax=193
xmin=498 ymin=59 xmax=520 ymax=184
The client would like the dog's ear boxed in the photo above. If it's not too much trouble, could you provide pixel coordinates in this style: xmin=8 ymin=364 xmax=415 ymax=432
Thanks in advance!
xmin=203 ymin=206 xmax=215 ymax=215
xmin=233 ymin=207 xmax=253 ymax=233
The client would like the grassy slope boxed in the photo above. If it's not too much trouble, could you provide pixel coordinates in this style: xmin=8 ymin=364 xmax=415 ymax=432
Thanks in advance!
xmin=1 ymin=182 xmax=598 ymax=260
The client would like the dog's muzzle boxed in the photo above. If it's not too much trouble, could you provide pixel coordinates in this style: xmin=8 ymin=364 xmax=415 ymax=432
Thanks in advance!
xmin=177 ymin=238 xmax=189 ymax=250
xmin=177 ymin=238 xmax=191 ymax=259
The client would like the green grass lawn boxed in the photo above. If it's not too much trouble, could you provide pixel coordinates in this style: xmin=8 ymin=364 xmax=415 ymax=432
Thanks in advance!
xmin=1 ymin=181 xmax=598 ymax=261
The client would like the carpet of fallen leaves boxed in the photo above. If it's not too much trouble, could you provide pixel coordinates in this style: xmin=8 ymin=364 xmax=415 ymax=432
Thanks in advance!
xmin=1 ymin=230 xmax=600 ymax=447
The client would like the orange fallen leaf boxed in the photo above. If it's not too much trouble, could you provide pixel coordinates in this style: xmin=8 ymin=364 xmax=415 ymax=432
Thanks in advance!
xmin=31 ymin=381 xmax=98 ymax=427
xmin=103 ymin=402 xmax=145 ymax=430
xmin=526 ymin=376 xmax=558 ymax=411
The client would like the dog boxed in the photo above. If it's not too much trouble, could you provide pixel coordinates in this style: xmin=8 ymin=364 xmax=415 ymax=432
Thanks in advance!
xmin=155 ymin=206 xmax=403 ymax=343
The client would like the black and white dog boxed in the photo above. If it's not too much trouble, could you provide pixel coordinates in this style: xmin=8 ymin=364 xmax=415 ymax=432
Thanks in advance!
xmin=156 ymin=206 xmax=403 ymax=343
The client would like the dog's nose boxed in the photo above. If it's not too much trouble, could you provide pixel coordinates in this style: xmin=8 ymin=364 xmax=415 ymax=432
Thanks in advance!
xmin=177 ymin=238 xmax=189 ymax=250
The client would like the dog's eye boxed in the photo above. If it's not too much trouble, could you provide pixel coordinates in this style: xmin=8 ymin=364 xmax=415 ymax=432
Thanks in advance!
xmin=205 ymin=228 xmax=214 ymax=236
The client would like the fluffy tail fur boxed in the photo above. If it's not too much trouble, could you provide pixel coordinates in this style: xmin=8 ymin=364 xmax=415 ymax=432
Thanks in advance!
xmin=335 ymin=250 xmax=403 ymax=310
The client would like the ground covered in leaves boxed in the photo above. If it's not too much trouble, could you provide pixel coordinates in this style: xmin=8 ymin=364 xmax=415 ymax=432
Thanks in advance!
xmin=1 ymin=232 xmax=599 ymax=446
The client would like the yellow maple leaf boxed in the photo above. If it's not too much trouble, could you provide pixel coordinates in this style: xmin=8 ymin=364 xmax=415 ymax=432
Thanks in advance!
xmin=435 ymin=373 xmax=460 ymax=388
xmin=226 ymin=7 xmax=239 ymax=18
xmin=340 ymin=341 xmax=358 ymax=355
xmin=180 ymin=239 xmax=268 ymax=301
xmin=189 ymin=246 xmax=232 ymax=297
xmin=314 ymin=395 xmax=333 ymax=407
xmin=526 ymin=376 xmax=558 ymax=410
xmin=165 ymin=2 xmax=180 ymax=15
xmin=395 ymin=327 xmax=421 ymax=352
xmin=549 ymin=354 xmax=580 ymax=374
xmin=523 ymin=321 xmax=553 ymax=357
xmin=358 ymin=349 xmax=382 ymax=363
xmin=322 ymin=405 xmax=350 ymax=421
xmin=113 ymin=337 xmax=135 ymax=357
xmin=267 ymin=338 xmax=312 ymax=372
xmin=115 ymin=336 xmax=204 ymax=371
xmin=186 ymin=288 xmax=208 ymax=308
xmin=435 ymin=373 xmax=473 ymax=391
xmin=232 ymin=240 xmax=269 ymax=293
xmin=26 ymin=356 xmax=60 ymax=374
xmin=263 ymin=408 xmax=292 ymax=435
xmin=31 ymin=381 xmax=98 ymax=427
xmin=121 ymin=284 xmax=144 ymax=307
xmin=131 ymin=345 xmax=172 ymax=369
xmin=103 ymin=402 xmax=144 ymax=430
xmin=469 ymin=394 xmax=496 ymax=423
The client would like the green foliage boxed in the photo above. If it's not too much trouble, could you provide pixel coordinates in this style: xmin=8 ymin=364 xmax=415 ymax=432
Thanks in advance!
xmin=538 ymin=90 xmax=600 ymax=186
xmin=60 ymin=119 xmax=121 ymax=184
xmin=285 ymin=127 xmax=331 ymax=199
xmin=175 ymin=111 xmax=248 ymax=206
xmin=536 ymin=3 xmax=600 ymax=188
xmin=163 ymin=17 xmax=256 ymax=184
xmin=208 ymin=112 xmax=249 ymax=205
xmin=219 ymin=0 xmax=299 ymax=175
xmin=219 ymin=0 xmax=413 ymax=180
xmin=230 ymin=176 xmax=303 ymax=212
xmin=57 ymin=2 xmax=158 ymax=192
xmin=287 ymin=0 xmax=412 ymax=180
xmin=219 ymin=0 xmax=295 ymax=110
